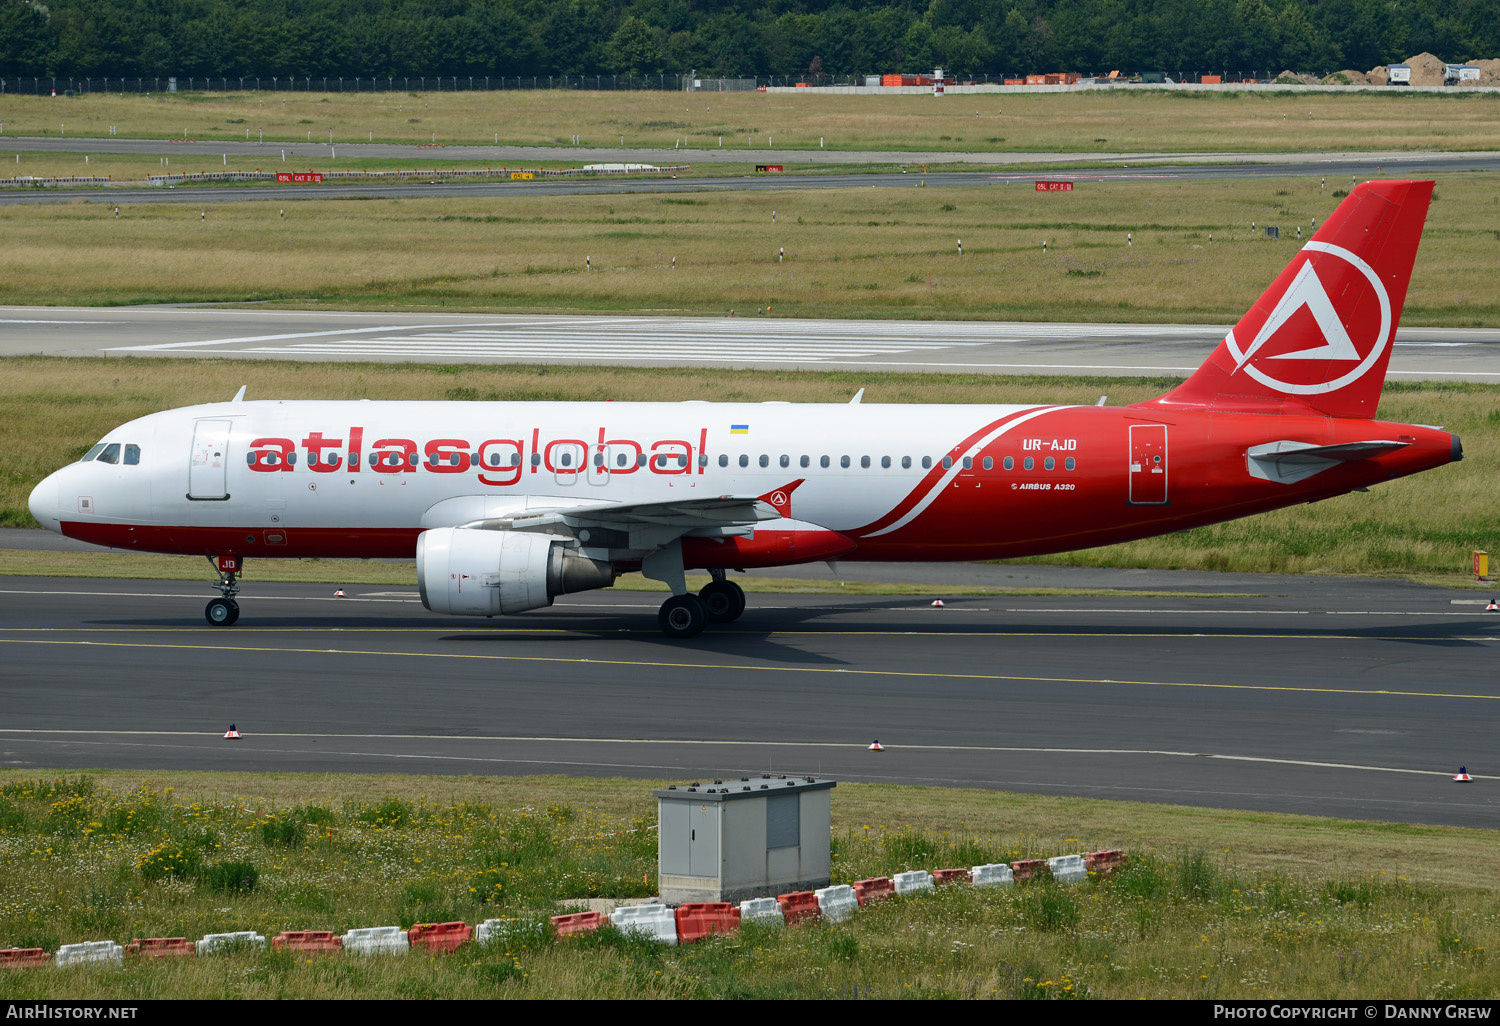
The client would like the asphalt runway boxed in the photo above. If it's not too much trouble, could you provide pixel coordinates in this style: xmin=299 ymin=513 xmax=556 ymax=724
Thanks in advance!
xmin=2 ymin=571 xmax=1497 ymax=827
xmin=3 ymin=147 xmax=1499 ymax=207
xmin=5 ymin=306 xmax=1498 ymax=381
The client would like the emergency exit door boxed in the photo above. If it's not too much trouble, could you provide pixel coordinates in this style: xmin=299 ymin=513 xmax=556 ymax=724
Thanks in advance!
xmin=1128 ymin=423 xmax=1168 ymax=505
xmin=188 ymin=419 xmax=231 ymax=500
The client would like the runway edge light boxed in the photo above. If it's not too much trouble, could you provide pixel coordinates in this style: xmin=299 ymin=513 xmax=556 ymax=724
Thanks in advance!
xmin=868 ymin=740 xmax=884 ymax=752
xmin=224 ymin=724 xmax=242 ymax=740
xmin=931 ymin=599 xmax=944 ymax=608
xmin=334 ymin=587 xmax=346 ymax=598
xmin=1454 ymin=766 xmax=1472 ymax=782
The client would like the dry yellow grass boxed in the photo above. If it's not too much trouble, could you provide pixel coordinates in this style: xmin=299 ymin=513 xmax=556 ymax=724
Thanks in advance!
xmin=6 ymin=88 xmax=1500 ymax=153
xmin=1 ymin=174 xmax=1497 ymax=327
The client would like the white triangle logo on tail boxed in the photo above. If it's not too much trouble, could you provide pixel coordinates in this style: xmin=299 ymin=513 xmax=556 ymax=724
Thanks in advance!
xmin=1234 ymin=260 xmax=1361 ymax=367
xmin=1224 ymin=242 xmax=1392 ymax=397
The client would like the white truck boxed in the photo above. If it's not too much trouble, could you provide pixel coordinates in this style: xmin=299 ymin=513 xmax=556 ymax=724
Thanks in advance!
xmin=1444 ymin=63 xmax=1480 ymax=85
xmin=1386 ymin=64 xmax=1410 ymax=86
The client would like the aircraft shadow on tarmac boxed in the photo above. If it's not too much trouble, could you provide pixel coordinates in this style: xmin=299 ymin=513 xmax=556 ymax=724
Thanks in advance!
xmin=73 ymin=603 xmax=1499 ymax=652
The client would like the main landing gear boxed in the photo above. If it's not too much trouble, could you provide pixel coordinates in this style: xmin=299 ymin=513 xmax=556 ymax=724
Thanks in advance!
xmin=656 ymin=573 xmax=747 ymax=638
xmin=699 ymin=577 xmax=746 ymax=623
xmin=205 ymin=555 xmax=241 ymax=627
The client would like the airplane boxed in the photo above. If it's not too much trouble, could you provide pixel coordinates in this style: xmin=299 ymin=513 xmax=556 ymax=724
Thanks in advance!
xmin=28 ymin=179 xmax=1460 ymax=638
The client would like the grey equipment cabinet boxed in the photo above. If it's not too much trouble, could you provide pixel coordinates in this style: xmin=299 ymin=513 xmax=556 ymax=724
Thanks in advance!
xmin=656 ymin=775 xmax=835 ymax=904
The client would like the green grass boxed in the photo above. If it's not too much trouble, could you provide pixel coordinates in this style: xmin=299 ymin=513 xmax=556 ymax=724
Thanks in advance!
xmin=7 ymin=88 xmax=1500 ymax=154
xmin=2 ymin=357 xmax=1494 ymax=580
xmin=1 ymin=174 xmax=1498 ymax=324
xmin=0 ymin=771 xmax=1497 ymax=998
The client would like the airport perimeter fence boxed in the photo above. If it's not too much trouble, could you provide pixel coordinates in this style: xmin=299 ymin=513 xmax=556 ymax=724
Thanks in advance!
xmin=0 ymin=71 xmax=1288 ymax=96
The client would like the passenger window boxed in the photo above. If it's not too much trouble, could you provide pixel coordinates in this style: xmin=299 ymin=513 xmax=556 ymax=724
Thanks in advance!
xmin=922 ymin=456 xmax=932 ymax=469
xmin=1004 ymin=456 xmax=1014 ymax=471
xmin=411 ymin=453 xmax=420 ymax=466
xmin=638 ymin=454 xmax=649 ymax=468
xmin=941 ymin=456 xmax=952 ymax=469
xmin=594 ymin=452 xmax=604 ymax=467
xmin=1024 ymin=457 xmax=1035 ymax=470
xmin=1065 ymin=457 xmax=1076 ymax=471
xmin=820 ymin=456 xmax=830 ymax=468
xmin=97 ymin=443 xmax=121 ymax=465
xmin=286 ymin=453 xmax=297 ymax=466
xmin=901 ymin=456 xmax=911 ymax=469
xmin=559 ymin=452 xmax=573 ymax=467
xmin=81 ymin=444 xmax=106 ymax=463
xmin=1045 ymin=457 xmax=1055 ymax=470
xmin=857 ymin=456 xmax=867 ymax=469
xmin=698 ymin=454 xmax=708 ymax=468
xmin=531 ymin=453 xmax=542 ymax=467
xmin=881 ymin=456 xmax=891 ymax=469
xmin=780 ymin=455 xmax=790 ymax=468
xmin=800 ymin=455 xmax=810 ymax=468
xmin=982 ymin=456 xmax=992 ymax=470
xmin=962 ymin=457 xmax=972 ymax=470
xmin=759 ymin=454 xmax=769 ymax=468
xmin=245 ymin=453 xmax=256 ymax=466
xmin=840 ymin=456 xmax=850 ymax=469
xmin=617 ymin=453 xmax=628 ymax=467
xmin=678 ymin=455 xmax=688 ymax=468
xmin=739 ymin=454 xmax=749 ymax=468
xmin=719 ymin=454 xmax=729 ymax=468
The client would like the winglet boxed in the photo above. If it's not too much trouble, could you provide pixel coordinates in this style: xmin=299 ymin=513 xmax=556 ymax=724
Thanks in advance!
xmin=849 ymin=388 xmax=864 ymax=405
xmin=757 ymin=479 xmax=805 ymax=518
xmin=232 ymin=385 xmax=247 ymax=403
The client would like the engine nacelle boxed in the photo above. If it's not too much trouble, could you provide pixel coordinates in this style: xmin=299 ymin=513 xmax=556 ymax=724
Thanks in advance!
xmin=416 ymin=528 xmax=615 ymax=616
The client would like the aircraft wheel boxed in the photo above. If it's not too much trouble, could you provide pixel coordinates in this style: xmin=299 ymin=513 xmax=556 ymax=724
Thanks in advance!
xmin=658 ymin=594 xmax=707 ymax=638
xmin=699 ymin=580 xmax=746 ymax=623
xmin=205 ymin=598 xmax=239 ymax=627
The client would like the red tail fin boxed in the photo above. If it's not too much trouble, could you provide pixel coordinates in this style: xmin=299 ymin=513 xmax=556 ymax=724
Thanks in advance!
xmin=1141 ymin=180 xmax=1432 ymax=419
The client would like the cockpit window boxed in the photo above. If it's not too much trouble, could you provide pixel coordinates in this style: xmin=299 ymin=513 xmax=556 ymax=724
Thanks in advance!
xmin=124 ymin=444 xmax=141 ymax=466
xmin=81 ymin=444 xmax=106 ymax=463
xmin=96 ymin=443 xmax=121 ymax=465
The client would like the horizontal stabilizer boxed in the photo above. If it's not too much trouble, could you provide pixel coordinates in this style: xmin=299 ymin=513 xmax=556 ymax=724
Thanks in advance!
xmin=1246 ymin=439 xmax=1408 ymax=484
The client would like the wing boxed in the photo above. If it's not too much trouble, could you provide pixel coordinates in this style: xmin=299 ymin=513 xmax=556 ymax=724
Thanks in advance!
xmin=421 ymin=492 xmax=784 ymax=551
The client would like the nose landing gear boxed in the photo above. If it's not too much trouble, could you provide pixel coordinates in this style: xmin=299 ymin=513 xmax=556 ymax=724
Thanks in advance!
xmin=205 ymin=555 xmax=241 ymax=626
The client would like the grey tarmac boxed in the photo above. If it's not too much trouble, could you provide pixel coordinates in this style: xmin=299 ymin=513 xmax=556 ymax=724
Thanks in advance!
xmin=2 ymin=571 xmax=1497 ymax=828
xmin=4 ymin=306 xmax=1498 ymax=381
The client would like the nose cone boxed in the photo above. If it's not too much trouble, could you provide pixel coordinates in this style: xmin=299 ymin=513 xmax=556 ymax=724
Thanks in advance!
xmin=28 ymin=472 xmax=61 ymax=531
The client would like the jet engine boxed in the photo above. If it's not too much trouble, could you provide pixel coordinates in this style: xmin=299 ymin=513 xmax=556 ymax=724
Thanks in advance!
xmin=416 ymin=528 xmax=615 ymax=616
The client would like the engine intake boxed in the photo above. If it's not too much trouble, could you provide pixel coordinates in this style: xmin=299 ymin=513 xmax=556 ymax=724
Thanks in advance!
xmin=417 ymin=528 xmax=615 ymax=616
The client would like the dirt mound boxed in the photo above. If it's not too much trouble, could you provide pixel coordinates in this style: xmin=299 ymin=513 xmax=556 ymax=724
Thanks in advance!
xmin=1466 ymin=58 xmax=1500 ymax=82
xmin=1273 ymin=70 xmax=1318 ymax=85
xmin=1324 ymin=69 xmax=1370 ymax=85
xmin=1404 ymin=51 xmax=1447 ymax=87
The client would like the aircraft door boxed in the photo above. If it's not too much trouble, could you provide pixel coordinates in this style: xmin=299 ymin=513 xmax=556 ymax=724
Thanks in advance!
xmin=1128 ymin=423 xmax=1168 ymax=505
xmin=551 ymin=441 xmax=586 ymax=487
xmin=188 ymin=419 xmax=232 ymax=500
xmin=587 ymin=444 xmax=611 ymax=486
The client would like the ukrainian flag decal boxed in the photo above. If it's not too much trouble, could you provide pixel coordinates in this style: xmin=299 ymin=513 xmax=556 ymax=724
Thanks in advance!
xmin=730 ymin=424 xmax=749 ymax=435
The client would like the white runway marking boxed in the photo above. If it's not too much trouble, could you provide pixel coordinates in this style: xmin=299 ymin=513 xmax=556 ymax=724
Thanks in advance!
xmin=0 ymin=728 xmax=1477 ymax=779
xmin=102 ymin=318 xmax=1228 ymax=364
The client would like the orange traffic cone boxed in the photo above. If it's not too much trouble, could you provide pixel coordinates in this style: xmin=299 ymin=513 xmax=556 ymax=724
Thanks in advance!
xmin=334 ymin=587 xmax=346 ymax=598
xmin=224 ymin=724 xmax=242 ymax=740
xmin=868 ymin=740 xmax=884 ymax=752
xmin=931 ymin=599 xmax=944 ymax=608
xmin=1454 ymin=766 xmax=1473 ymax=782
